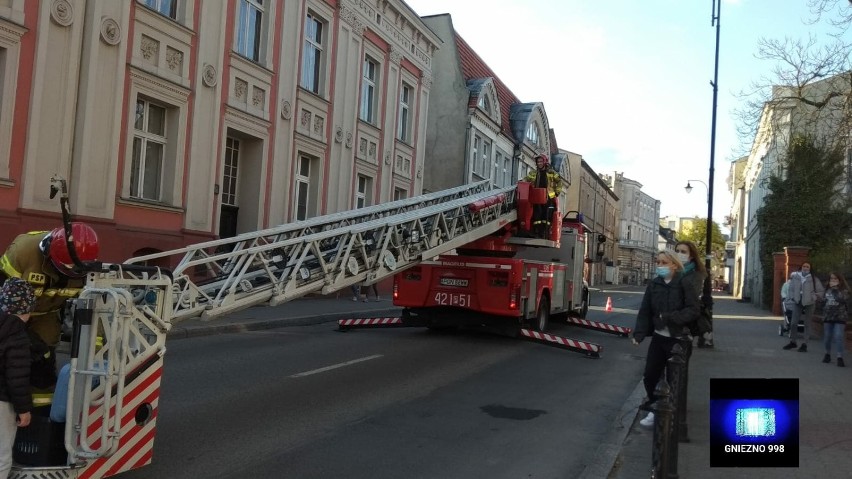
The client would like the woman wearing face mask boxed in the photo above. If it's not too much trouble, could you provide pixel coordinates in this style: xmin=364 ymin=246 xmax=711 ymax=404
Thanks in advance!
xmin=820 ymin=272 xmax=848 ymax=367
xmin=674 ymin=241 xmax=711 ymax=347
xmin=631 ymin=250 xmax=701 ymax=427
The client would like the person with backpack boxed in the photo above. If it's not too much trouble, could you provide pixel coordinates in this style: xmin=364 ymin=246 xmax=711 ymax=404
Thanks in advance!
xmin=631 ymin=250 xmax=700 ymax=427
xmin=674 ymin=241 xmax=711 ymax=347
xmin=0 ymin=278 xmax=38 ymax=479
xmin=783 ymin=262 xmax=825 ymax=352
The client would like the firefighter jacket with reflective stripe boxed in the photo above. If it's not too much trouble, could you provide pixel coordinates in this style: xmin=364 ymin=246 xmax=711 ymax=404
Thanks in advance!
xmin=524 ymin=167 xmax=561 ymax=199
xmin=0 ymin=231 xmax=84 ymax=346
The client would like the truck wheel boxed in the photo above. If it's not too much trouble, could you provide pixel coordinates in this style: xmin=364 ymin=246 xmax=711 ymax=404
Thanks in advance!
xmin=580 ymin=287 xmax=590 ymax=319
xmin=530 ymin=297 xmax=550 ymax=332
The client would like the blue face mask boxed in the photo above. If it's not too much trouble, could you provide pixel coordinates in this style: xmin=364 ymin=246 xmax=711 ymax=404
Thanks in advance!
xmin=656 ymin=266 xmax=671 ymax=278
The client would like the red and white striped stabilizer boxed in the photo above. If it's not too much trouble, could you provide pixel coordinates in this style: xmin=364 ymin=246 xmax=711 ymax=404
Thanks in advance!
xmin=519 ymin=329 xmax=602 ymax=358
xmin=338 ymin=317 xmax=404 ymax=330
xmin=566 ymin=317 xmax=632 ymax=337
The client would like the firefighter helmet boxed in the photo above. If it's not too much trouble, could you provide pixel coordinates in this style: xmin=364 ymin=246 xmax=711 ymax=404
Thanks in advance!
xmin=536 ymin=154 xmax=549 ymax=167
xmin=48 ymin=223 xmax=99 ymax=275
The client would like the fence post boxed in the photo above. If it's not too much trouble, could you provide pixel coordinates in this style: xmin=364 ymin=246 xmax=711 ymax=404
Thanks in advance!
xmin=650 ymin=379 xmax=674 ymax=479
xmin=664 ymin=344 xmax=687 ymax=478
xmin=677 ymin=338 xmax=691 ymax=443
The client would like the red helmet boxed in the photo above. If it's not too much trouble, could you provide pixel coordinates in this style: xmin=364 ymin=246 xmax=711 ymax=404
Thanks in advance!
xmin=48 ymin=223 xmax=99 ymax=276
xmin=536 ymin=154 xmax=549 ymax=167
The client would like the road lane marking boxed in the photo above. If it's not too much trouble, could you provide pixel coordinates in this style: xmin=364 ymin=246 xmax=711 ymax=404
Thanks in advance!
xmin=289 ymin=354 xmax=384 ymax=378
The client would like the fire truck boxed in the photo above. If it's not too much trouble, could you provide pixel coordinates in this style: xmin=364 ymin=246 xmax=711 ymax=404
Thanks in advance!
xmin=391 ymin=192 xmax=591 ymax=333
xmin=10 ymin=177 xmax=610 ymax=479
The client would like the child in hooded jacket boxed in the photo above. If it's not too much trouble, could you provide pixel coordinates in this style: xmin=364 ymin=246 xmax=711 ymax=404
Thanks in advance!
xmin=0 ymin=278 xmax=38 ymax=479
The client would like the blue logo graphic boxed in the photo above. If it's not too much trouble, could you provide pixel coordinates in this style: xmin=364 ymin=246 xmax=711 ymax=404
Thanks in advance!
xmin=735 ymin=407 xmax=776 ymax=437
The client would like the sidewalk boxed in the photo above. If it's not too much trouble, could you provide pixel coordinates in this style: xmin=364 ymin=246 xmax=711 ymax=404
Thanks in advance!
xmin=609 ymin=294 xmax=852 ymax=478
xmin=167 ymin=291 xmax=402 ymax=339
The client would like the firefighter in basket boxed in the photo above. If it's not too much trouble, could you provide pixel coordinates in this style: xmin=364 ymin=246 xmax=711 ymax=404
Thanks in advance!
xmin=523 ymin=154 xmax=561 ymax=238
xmin=0 ymin=223 xmax=99 ymax=395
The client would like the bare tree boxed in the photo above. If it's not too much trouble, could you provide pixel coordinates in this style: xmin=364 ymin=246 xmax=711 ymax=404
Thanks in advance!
xmin=734 ymin=21 xmax=852 ymax=163
xmin=808 ymin=0 xmax=852 ymax=33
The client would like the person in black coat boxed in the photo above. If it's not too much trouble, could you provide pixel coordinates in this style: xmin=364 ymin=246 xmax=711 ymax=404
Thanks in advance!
xmin=631 ymin=250 xmax=701 ymax=427
xmin=0 ymin=277 xmax=37 ymax=479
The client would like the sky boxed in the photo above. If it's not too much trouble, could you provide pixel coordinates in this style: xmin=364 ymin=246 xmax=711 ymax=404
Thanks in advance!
xmin=403 ymin=0 xmax=844 ymax=232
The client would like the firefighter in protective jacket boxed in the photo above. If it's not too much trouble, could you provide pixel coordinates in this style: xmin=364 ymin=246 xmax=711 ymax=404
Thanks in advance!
xmin=0 ymin=223 xmax=99 ymax=390
xmin=523 ymin=154 xmax=561 ymax=237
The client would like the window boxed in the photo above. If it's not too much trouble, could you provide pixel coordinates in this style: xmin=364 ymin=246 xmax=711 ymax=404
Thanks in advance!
xmin=356 ymin=175 xmax=372 ymax=208
xmin=131 ymin=99 xmax=167 ymax=201
xmin=359 ymin=57 xmax=378 ymax=124
xmin=503 ymin=154 xmax=511 ymax=186
xmin=471 ymin=135 xmax=481 ymax=178
xmin=394 ymin=188 xmax=407 ymax=201
xmin=480 ymin=140 xmax=491 ymax=179
xmin=235 ymin=0 xmax=263 ymax=62
xmin=526 ymin=122 xmax=540 ymax=146
xmin=301 ymin=13 xmax=325 ymax=95
xmin=223 ymin=137 xmax=240 ymax=207
xmin=142 ymin=0 xmax=177 ymax=19
xmin=295 ymin=156 xmax=312 ymax=220
xmin=397 ymin=83 xmax=412 ymax=143
xmin=477 ymin=94 xmax=491 ymax=115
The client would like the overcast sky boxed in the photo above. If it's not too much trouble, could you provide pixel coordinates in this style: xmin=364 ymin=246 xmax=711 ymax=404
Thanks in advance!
xmin=404 ymin=0 xmax=841 ymax=230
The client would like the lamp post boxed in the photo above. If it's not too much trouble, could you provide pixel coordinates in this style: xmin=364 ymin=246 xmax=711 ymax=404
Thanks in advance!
xmin=684 ymin=180 xmax=712 ymax=275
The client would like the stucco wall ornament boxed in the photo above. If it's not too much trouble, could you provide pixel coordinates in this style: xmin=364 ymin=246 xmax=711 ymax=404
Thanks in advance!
xmin=345 ymin=131 xmax=353 ymax=149
xmin=202 ymin=64 xmax=217 ymax=87
xmin=100 ymin=17 xmax=121 ymax=45
xmin=421 ymin=73 xmax=433 ymax=89
xmin=335 ymin=127 xmax=344 ymax=143
xmin=50 ymin=0 xmax=74 ymax=27
xmin=281 ymin=100 xmax=292 ymax=120
xmin=384 ymin=151 xmax=391 ymax=165
xmin=338 ymin=5 xmax=365 ymax=35
xmin=166 ymin=48 xmax=184 ymax=70
xmin=417 ymin=166 xmax=423 ymax=179
xmin=389 ymin=47 xmax=403 ymax=65
xmin=140 ymin=36 xmax=158 ymax=60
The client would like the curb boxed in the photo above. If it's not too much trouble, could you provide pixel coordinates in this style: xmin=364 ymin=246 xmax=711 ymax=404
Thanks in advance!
xmin=166 ymin=307 xmax=404 ymax=340
xmin=579 ymin=379 xmax=645 ymax=479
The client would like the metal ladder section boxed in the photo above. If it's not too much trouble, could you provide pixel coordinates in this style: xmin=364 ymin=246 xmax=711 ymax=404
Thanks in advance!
xmin=63 ymin=270 xmax=172 ymax=468
xmin=125 ymin=183 xmax=518 ymax=322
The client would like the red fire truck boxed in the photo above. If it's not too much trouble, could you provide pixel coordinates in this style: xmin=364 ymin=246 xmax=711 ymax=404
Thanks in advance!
xmin=393 ymin=181 xmax=591 ymax=333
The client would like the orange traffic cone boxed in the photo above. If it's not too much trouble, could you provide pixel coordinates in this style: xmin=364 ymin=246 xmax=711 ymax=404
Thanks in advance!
xmin=605 ymin=296 xmax=613 ymax=313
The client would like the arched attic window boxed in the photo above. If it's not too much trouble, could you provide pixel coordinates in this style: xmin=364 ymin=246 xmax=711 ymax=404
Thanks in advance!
xmin=477 ymin=95 xmax=492 ymax=115
xmin=526 ymin=122 xmax=541 ymax=147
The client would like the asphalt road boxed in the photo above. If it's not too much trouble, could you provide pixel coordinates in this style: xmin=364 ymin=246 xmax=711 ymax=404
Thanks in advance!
xmin=120 ymin=286 xmax=647 ymax=479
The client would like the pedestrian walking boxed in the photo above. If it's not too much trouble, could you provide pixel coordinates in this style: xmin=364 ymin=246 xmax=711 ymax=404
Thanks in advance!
xmin=363 ymin=282 xmax=380 ymax=302
xmin=819 ymin=272 xmax=848 ymax=367
xmin=783 ymin=262 xmax=825 ymax=352
xmin=0 ymin=278 xmax=38 ymax=479
xmin=631 ymin=250 xmax=700 ymax=427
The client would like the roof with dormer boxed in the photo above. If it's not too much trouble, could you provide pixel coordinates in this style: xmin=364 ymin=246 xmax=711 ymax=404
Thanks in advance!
xmin=454 ymin=33 xmax=522 ymax=143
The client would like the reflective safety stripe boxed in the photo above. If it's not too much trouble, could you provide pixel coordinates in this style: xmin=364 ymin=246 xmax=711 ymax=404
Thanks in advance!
xmin=0 ymin=254 xmax=21 ymax=279
xmin=33 ymin=287 xmax=82 ymax=298
xmin=33 ymin=392 xmax=54 ymax=406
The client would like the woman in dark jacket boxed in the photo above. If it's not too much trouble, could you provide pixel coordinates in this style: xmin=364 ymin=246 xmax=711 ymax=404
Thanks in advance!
xmin=0 ymin=278 xmax=37 ymax=479
xmin=675 ymin=240 xmax=711 ymax=347
xmin=631 ymin=250 xmax=701 ymax=427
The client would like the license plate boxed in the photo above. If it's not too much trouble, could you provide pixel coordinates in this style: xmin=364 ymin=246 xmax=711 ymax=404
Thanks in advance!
xmin=439 ymin=277 xmax=469 ymax=287
xmin=434 ymin=292 xmax=472 ymax=307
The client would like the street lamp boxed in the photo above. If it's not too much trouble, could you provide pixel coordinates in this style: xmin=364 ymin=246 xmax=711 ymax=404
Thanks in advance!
xmin=684 ymin=180 xmax=708 ymax=197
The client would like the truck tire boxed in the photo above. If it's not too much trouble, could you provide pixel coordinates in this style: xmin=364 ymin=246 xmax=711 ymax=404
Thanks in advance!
xmin=530 ymin=296 xmax=550 ymax=332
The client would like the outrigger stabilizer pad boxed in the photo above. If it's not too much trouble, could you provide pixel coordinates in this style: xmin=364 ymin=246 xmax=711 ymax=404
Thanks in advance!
xmin=519 ymin=329 xmax=602 ymax=358
xmin=565 ymin=317 xmax=632 ymax=337
xmin=338 ymin=317 xmax=410 ymax=331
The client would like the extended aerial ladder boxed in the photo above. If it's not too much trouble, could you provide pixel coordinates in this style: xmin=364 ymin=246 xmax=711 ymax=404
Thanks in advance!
xmin=123 ymin=180 xmax=519 ymax=323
